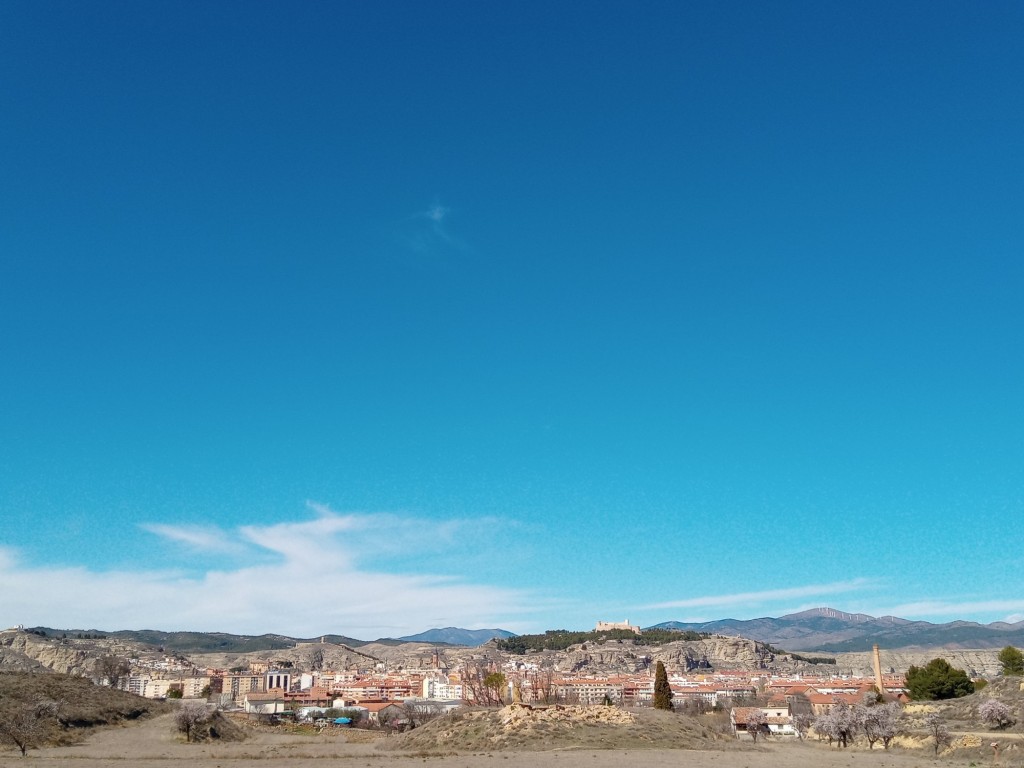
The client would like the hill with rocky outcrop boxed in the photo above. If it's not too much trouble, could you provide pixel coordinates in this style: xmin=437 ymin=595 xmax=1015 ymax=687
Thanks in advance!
xmin=1 ymin=625 xmax=1011 ymax=681
xmin=183 ymin=635 xmax=760 ymax=676
xmin=0 ymin=630 xmax=153 ymax=676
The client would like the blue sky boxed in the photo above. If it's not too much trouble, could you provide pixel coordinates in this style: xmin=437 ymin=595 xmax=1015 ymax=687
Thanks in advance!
xmin=1 ymin=1 xmax=1022 ymax=639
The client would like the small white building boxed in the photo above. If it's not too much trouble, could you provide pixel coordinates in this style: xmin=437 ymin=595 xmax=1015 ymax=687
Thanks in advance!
xmin=360 ymin=701 xmax=404 ymax=725
xmin=731 ymin=699 xmax=795 ymax=739
xmin=244 ymin=691 xmax=288 ymax=716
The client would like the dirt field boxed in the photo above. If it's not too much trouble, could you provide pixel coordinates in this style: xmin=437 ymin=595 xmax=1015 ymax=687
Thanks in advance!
xmin=1 ymin=712 xmax=1013 ymax=768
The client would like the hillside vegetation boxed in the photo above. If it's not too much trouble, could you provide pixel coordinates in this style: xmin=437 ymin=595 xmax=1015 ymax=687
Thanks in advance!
xmin=0 ymin=671 xmax=169 ymax=752
xmin=921 ymin=676 xmax=1024 ymax=727
xmin=496 ymin=628 xmax=709 ymax=654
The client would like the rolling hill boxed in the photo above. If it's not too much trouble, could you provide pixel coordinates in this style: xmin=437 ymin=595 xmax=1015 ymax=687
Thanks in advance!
xmin=397 ymin=627 xmax=516 ymax=646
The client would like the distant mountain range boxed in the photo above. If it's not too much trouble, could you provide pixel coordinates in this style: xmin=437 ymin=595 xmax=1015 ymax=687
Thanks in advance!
xmin=650 ymin=607 xmax=1024 ymax=652
xmin=397 ymin=627 xmax=516 ymax=646
xmin=27 ymin=629 xmax=374 ymax=653
xmin=29 ymin=607 xmax=1024 ymax=656
xmin=26 ymin=626 xmax=516 ymax=654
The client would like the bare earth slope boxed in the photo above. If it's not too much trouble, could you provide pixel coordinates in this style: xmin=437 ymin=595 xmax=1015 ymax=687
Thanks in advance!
xmin=0 ymin=712 xmax=975 ymax=768
xmin=382 ymin=704 xmax=728 ymax=752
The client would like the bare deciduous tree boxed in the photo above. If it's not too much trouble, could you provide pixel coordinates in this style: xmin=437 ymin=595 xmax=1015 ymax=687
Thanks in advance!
xmin=924 ymin=712 xmax=951 ymax=755
xmin=745 ymin=709 xmax=767 ymax=742
xmin=0 ymin=699 xmax=60 ymax=757
xmin=459 ymin=665 xmax=506 ymax=707
xmin=529 ymin=668 xmax=559 ymax=704
xmin=458 ymin=665 xmax=486 ymax=705
xmin=399 ymin=701 xmax=446 ymax=729
xmin=175 ymin=701 xmax=211 ymax=742
xmin=94 ymin=655 xmax=131 ymax=689
xmin=862 ymin=702 xmax=904 ymax=749
xmin=815 ymin=704 xmax=856 ymax=747
xmin=793 ymin=712 xmax=813 ymax=741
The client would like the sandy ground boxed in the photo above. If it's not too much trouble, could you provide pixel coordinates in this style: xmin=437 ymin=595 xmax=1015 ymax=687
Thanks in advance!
xmin=0 ymin=713 xmax=999 ymax=768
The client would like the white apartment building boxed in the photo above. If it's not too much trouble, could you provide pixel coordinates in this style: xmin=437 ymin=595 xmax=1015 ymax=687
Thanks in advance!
xmin=265 ymin=670 xmax=292 ymax=692
xmin=423 ymin=678 xmax=464 ymax=700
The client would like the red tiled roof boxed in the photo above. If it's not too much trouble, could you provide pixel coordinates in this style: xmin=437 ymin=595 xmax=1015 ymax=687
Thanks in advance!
xmin=731 ymin=707 xmax=758 ymax=724
xmin=246 ymin=692 xmax=286 ymax=701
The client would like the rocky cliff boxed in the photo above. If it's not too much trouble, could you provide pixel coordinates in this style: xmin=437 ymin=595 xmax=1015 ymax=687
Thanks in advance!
xmin=1 ymin=630 xmax=96 ymax=674
xmin=542 ymin=635 xmax=764 ymax=675
xmin=0 ymin=629 xmax=163 ymax=676
xmin=835 ymin=647 xmax=1004 ymax=678
xmin=165 ymin=635 xmax=775 ymax=676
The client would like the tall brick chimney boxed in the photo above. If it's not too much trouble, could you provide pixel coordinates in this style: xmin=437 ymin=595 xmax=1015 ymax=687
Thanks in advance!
xmin=872 ymin=644 xmax=887 ymax=694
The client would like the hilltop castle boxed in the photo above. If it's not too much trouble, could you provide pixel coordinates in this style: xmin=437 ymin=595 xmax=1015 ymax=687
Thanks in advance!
xmin=595 ymin=619 xmax=641 ymax=635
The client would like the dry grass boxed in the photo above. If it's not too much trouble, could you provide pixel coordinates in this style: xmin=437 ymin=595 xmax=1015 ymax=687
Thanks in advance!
xmin=381 ymin=705 xmax=734 ymax=754
xmin=0 ymin=671 xmax=170 ymax=747
xmin=0 ymin=705 xmax=990 ymax=768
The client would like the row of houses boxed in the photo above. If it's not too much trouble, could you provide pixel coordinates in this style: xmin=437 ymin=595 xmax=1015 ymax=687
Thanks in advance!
xmin=729 ymin=679 xmax=909 ymax=739
xmin=122 ymin=661 xmax=907 ymax=715
xmin=241 ymin=692 xmax=405 ymax=725
xmin=541 ymin=676 xmax=759 ymax=707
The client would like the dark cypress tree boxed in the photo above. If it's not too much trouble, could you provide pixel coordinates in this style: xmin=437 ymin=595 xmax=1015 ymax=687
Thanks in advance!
xmin=653 ymin=660 xmax=673 ymax=710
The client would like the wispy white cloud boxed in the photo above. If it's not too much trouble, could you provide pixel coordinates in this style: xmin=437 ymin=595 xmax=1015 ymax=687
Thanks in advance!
xmin=403 ymin=200 xmax=466 ymax=253
xmin=139 ymin=523 xmax=247 ymax=555
xmin=237 ymin=512 xmax=364 ymax=566
xmin=879 ymin=599 xmax=1024 ymax=620
xmin=643 ymin=578 xmax=876 ymax=612
xmin=298 ymin=501 xmax=514 ymax=567
xmin=0 ymin=508 xmax=539 ymax=637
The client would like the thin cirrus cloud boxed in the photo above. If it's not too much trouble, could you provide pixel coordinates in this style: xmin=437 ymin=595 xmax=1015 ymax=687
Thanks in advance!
xmin=426 ymin=203 xmax=449 ymax=223
xmin=403 ymin=200 xmax=466 ymax=253
xmin=881 ymin=599 xmax=1024 ymax=622
xmin=137 ymin=523 xmax=247 ymax=555
xmin=643 ymin=578 xmax=876 ymax=612
xmin=142 ymin=503 xmax=510 ymax=567
xmin=0 ymin=505 xmax=538 ymax=637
